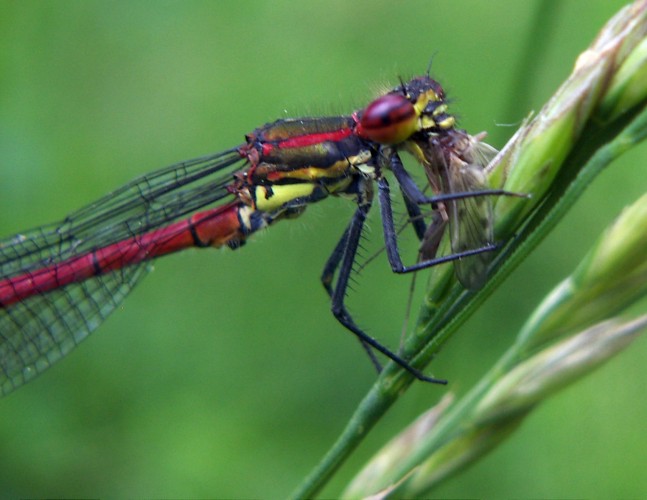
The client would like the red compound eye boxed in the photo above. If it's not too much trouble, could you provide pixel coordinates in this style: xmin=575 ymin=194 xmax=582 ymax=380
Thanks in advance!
xmin=357 ymin=93 xmax=417 ymax=145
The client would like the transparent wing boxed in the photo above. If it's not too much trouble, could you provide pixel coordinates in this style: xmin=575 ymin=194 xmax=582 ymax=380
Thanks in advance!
xmin=0 ymin=148 xmax=246 ymax=395
xmin=0 ymin=149 xmax=244 ymax=277
xmin=446 ymin=137 xmax=498 ymax=289
xmin=0 ymin=264 xmax=146 ymax=395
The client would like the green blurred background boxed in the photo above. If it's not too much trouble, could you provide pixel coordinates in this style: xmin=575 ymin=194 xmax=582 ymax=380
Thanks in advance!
xmin=1 ymin=1 xmax=646 ymax=497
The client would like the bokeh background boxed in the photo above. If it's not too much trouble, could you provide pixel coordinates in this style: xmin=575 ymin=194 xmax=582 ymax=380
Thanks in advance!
xmin=1 ymin=1 xmax=646 ymax=497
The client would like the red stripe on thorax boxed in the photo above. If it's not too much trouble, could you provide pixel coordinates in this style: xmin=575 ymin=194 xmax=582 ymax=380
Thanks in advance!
xmin=261 ymin=127 xmax=354 ymax=156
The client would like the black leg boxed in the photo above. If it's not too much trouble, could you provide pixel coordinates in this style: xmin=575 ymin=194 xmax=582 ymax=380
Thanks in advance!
xmin=321 ymin=223 xmax=350 ymax=297
xmin=399 ymin=185 xmax=428 ymax=242
xmin=321 ymin=222 xmax=383 ymax=373
xmin=389 ymin=152 xmax=432 ymax=205
xmin=327 ymin=200 xmax=446 ymax=384
xmin=378 ymin=177 xmax=498 ymax=274
xmin=389 ymin=152 xmax=525 ymax=205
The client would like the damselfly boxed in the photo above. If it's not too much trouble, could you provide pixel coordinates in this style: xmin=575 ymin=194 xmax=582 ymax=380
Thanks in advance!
xmin=0 ymin=74 xmax=518 ymax=395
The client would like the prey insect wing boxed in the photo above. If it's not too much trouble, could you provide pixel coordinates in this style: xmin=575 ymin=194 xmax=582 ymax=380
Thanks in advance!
xmin=417 ymin=129 xmax=499 ymax=290
xmin=446 ymin=134 xmax=498 ymax=289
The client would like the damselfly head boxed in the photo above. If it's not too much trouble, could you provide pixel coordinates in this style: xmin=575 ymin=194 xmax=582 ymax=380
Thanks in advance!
xmin=401 ymin=76 xmax=456 ymax=133
xmin=356 ymin=76 xmax=456 ymax=146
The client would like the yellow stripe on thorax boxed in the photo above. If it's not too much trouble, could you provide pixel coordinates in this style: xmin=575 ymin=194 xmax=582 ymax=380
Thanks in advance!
xmin=253 ymin=183 xmax=317 ymax=211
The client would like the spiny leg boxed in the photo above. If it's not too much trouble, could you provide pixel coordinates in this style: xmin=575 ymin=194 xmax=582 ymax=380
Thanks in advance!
xmin=378 ymin=176 xmax=497 ymax=274
xmin=321 ymin=223 xmax=382 ymax=372
xmin=327 ymin=200 xmax=446 ymax=384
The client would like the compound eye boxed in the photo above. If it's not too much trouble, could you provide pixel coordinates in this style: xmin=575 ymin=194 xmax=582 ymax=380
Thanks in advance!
xmin=358 ymin=93 xmax=417 ymax=145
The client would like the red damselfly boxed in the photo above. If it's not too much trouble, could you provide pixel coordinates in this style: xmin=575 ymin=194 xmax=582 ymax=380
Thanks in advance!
xmin=0 ymin=74 xmax=518 ymax=395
